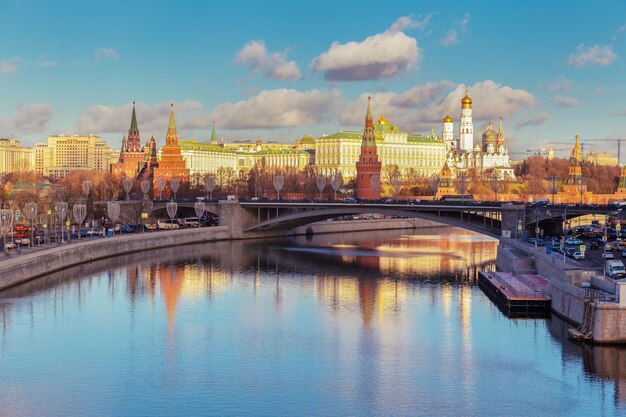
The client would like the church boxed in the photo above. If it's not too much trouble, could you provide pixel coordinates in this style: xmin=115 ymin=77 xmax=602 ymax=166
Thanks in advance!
xmin=444 ymin=89 xmax=515 ymax=180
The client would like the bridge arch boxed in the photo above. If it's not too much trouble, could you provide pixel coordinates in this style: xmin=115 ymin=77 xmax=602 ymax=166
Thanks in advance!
xmin=243 ymin=206 xmax=501 ymax=237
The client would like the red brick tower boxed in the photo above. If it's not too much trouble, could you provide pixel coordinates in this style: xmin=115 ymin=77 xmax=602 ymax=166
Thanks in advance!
xmin=153 ymin=104 xmax=190 ymax=189
xmin=355 ymin=97 xmax=382 ymax=200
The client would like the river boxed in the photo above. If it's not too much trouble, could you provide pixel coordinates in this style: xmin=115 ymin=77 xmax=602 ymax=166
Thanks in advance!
xmin=0 ymin=227 xmax=625 ymax=416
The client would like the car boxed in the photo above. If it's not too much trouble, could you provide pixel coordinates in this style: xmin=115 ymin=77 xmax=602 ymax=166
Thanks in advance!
xmin=565 ymin=248 xmax=577 ymax=258
xmin=602 ymin=250 xmax=615 ymax=259
xmin=4 ymin=242 xmax=16 ymax=249
xmin=145 ymin=224 xmax=157 ymax=231
xmin=589 ymin=241 xmax=599 ymax=249
xmin=573 ymin=251 xmax=585 ymax=260
xmin=566 ymin=238 xmax=583 ymax=245
xmin=16 ymin=238 xmax=30 ymax=246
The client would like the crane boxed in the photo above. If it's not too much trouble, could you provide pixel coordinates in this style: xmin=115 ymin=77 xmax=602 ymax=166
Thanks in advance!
xmin=525 ymin=146 xmax=571 ymax=157
xmin=550 ymin=141 xmax=596 ymax=155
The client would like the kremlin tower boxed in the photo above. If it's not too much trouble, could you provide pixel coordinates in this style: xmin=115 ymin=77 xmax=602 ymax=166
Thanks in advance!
xmin=153 ymin=104 xmax=190 ymax=191
xmin=436 ymin=161 xmax=456 ymax=199
xmin=112 ymin=102 xmax=146 ymax=178
xmin=459 ymin=88 xmax=474 ymax=151
xmin=355 ymin=97 xmax=382 ymax=200
xmin=563 ymin=134 xmax=584 ymax=196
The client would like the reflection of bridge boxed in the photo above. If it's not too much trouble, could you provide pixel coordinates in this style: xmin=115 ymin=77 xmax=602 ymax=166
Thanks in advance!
xmin=111 ymin=200 xmax=618 ymax=238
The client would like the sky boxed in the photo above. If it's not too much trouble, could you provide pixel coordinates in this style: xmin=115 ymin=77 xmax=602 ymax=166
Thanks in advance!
xmin=1 ymin=0 xmax=626 ymax=160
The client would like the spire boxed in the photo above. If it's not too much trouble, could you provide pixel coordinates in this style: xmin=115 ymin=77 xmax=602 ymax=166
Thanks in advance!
xmin=571 ymin=134 xmax=583 ymax=163
xmin=127 ymin=101 xmax=141 ymax=151
xmin=365 ymin=96 xmax=373 ymax=128
xmin=121 ymin=135 xmax=127 ymax=152
xmin=498 ymin=117 xmax=503 ymax=133
xmin=166 ymin=103 xmax=178 ymax=146
xmin=210 ymin=121 xmax=217 ymax=144
xmin=130 ymin=101 xmax=138 ymax=133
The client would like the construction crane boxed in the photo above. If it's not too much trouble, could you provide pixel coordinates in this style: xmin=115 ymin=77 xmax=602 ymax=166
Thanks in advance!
xmin=550 ymin=141 xmax=596 ymax=155
xmin=525 ymin=146 xmax=571 ymax=157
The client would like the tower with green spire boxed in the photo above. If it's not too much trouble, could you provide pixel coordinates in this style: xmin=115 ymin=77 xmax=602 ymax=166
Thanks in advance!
xmin=355 ymin=96 xmax=382 ymax=199
xmin=210 ymin=121 xmax=217 ymax=145
xmin=112 ymin=101 xmax=146 ymax=178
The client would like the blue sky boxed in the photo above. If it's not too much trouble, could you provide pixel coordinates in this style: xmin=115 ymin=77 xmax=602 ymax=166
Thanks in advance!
xmin=1 ymin=0 xmax=626 ymax=159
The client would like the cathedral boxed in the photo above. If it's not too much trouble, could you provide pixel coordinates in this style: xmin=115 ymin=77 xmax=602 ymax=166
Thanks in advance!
xmin=444 ymin=89 xmax=515 ymax=180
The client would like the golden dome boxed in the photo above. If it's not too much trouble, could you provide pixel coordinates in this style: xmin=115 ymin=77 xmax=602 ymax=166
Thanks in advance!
xmin=461 ymin=88 xmax=472 ymax=109
xmin=443 ymin=114 xmax=453 ymax=123
xmin=377 ymin=113 xmax=388 ymax=125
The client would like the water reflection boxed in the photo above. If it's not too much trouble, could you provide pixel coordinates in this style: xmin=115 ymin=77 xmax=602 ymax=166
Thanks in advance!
xmin=1 ymin=227 xmax=626 ymax=415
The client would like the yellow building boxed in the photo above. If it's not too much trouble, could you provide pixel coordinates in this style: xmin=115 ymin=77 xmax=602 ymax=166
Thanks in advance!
xmin=0 ymin=138 xmax=33 ymax=173
xmin=35 ymin=135 xmax=112 ymax=179
xmin=586 ymin=150 xmax=618 ymax=167
xmin=315 ymin=113 xmax=446 ymax=179
xmin=180 ymin=124 xmax=312 ymax=176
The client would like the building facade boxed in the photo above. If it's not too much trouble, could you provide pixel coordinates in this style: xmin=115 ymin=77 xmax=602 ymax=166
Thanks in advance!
xmin=447 ymin=89 xmax=515 ymax=180
xmin=111 ymin=102 xmax=148 ymax=178
xmin=315 ymin=112 xmax=446 ymax=180
xmin=36 ymin=135 xmax=112 ymax=179
xmin=0 ymin=138 xmax=33 ymax=174
xmin=355 ymin=97 xmax=381 ymax=200
xmin=152 ymin=104 xmax=190 ymax=186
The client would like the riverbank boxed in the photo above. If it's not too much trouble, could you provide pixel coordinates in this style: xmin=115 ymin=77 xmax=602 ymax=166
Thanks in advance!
xmin=0 ymin=218 xmax=445 ymax=291
xmin=496 ymin=238 xmax=626 ymax=343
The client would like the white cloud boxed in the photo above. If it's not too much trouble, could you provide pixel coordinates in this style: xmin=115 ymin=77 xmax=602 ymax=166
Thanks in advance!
xmin=312 ymin=30 xmax=421 ymax=81
xmin=235 ymin=40 xmax=301 ymax=81
xmin=37 ymin=54 xmax=57 ymax=68
xmin=94 ymin=47 xmax=119 ymax=60
xmin=211 ymin=89 xmax=340 ymax=129
xmin=340 ymin=80 xmax=536 ymax=132
xmin=516 ymin=113 xmax=551 ymax=129
xmin=0 ymin=104 xmax=54 ymax=135
xmin=567 ymin=44 xmax=616 ymax=67
xmin=553 ymin=96 xmax=578 ymax=107
xmin=546 ymin=75 xmax=573 ymax=92
xmin=439 ymin=13 xmax=469 ymax=47
xmin=76 ymin=101 xmax=205 ymax=135
xmin=440 ymin=30 xmax=458 ymax=46
xmin=389 ymin=14 xmax=433 ymax=32
xmin=0 ymin=57 xmax=25 ymax=74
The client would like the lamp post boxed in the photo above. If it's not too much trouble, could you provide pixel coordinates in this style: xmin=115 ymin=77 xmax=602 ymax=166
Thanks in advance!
xmin=576 ymin=177 xmax=587 ymax=205
xmin=330 ymin=173 xmax=341 ymax=201
xmin=156 ymin=176 xmax=166 ymax=200
xmin=316 ymin=175 xmax=326 ymax=200
xmin=24 ymin=202 xmax=37 ymax=247
xmin=54 ymin=201 xmax=68 ymax=244
xmin=0 ymin=207 xmax=13 ymax=255
xmin=204 ymin=175 xmax=215 ymax=200
xmin=273 ymin=174 xmax=284 ymax=200
xmin=141 ymin=180 xmax=150 ymax=200
xmin=170 ymin=177 xmax=180 ymax=200
xmin=73 ymin=203 xmax=87 ymax=239
xmin=122 ymin=177 xmax=133 ymax=201
xmin=107 ymin=201 xmax=120 ymax=236
xmin=547 ymin=175 xmax=560 ymax=205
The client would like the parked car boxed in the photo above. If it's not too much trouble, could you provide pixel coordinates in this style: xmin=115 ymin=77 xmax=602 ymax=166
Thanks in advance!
xmin=573 ymin=251 xmax=585 ymax=260
xmin=157 ymin=219 xmax=180 ymax=230
xmin=4 ymin=242 xmax=16 ymax=249
xmin=602 ymin=250 xmax=615 ymax=259
xmin=566 ymin=248 xmax=578 ymax=258
xmin=566 ymin=237 xmax=583 ymax=245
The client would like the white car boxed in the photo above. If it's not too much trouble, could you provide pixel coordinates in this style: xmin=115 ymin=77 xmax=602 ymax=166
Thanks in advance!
xmin=566 ymin=238 xmax=583 ymax=245
xmin=573 ymin=251 xmax=585 ymax=260
xmin=602 ymin=250 xmax=615 ymax=259
xmin=4 ymin=242 xmax=16 ymax=249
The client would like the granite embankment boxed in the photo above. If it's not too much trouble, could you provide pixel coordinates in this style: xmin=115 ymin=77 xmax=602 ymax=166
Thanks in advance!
xmin=497 ymin=238 xmax=626 ymax=343
xmin=0 ymin=218 xmax=445 ymax=291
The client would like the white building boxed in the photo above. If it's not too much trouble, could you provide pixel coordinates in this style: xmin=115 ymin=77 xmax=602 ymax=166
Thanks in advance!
xmin=35 ymin=135 xmax=113 ymax=179
xmin=0 ymin=138 xmax=33 ymax=174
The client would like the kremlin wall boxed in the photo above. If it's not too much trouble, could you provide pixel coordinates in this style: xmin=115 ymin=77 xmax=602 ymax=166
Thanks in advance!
xmin=3 ymin=91 xmax=626 ymax=204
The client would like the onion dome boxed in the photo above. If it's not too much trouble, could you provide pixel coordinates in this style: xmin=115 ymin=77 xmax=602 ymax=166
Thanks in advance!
xmin=443 ymin=114 xmax=454 ymax=123
xmin=461 ymin=88 xmax=472 ymax=109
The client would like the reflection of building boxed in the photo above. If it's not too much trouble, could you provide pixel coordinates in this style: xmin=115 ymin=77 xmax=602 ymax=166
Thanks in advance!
xmin=153 ymin=104 xmax=190 ymax=187
xmin=36 ymin=134 xmax=112 ymax=179
xmin=447 ymin=90 xmax=515 ymax=179
xmin=0 ymin=138 xmax=33 ymax=173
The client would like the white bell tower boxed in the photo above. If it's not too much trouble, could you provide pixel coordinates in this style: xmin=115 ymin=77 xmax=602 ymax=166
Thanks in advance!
xmin=459 ymin=88 xmax=474 ymax=151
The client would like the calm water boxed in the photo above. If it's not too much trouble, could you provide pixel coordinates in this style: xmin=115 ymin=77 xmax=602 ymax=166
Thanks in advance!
xmin=1 ymin=227 xmax=625 ymax=416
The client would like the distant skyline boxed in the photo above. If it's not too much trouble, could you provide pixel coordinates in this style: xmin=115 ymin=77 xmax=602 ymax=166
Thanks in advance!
xmin=2 ymin=0 xmax=626 ymax=158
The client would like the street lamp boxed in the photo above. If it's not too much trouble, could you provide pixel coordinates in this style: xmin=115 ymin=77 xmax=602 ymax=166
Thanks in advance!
xmin=576 ymin=177 xmax=587 ymax=205
xmin=54 ymin=201 xmax=68 ymax=243
xmin=204 ymin=175 xmax=215 ymax=200
xmin=330 ymin=173 xmax=341 ymax=201
xmin=122 ymin=177 xmax=133 ymax=201
xmin=156 ymin=176 xmax=166 ymax=200
xmin=170 ymin=177 xmax=180 ymax=200
xmin=547 ymin=175 xmax=560 ymax=205
xmin=23 ymin=202 xmax=37 ymax=247
xmin=316 ymin=175 xmax=326 ymax=200
xmin=273 ymin=174 xmax=284 ymax=200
